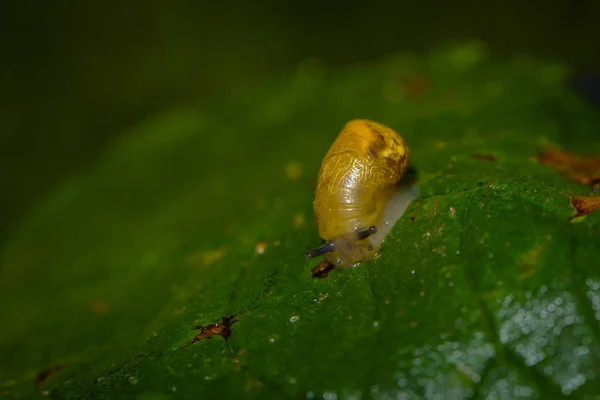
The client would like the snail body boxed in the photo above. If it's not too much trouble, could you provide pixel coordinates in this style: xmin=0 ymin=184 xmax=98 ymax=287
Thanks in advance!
xmin=306 ymin=119 xmax=416 ymax=268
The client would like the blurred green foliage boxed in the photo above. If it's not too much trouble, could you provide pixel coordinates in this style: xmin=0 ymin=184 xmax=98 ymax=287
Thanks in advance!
xmin=1 ymin=1 xmax=600 ymax=240
xmin=1 ymin=41 xmax=600 ymax=399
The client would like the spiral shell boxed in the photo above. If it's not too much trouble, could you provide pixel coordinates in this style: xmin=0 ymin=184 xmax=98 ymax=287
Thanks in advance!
xmin=306 ymin=119 xmax=416 ymax=268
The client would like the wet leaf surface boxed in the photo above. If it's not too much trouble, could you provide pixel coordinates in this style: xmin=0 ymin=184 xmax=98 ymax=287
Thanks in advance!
xmin=1 ymin=42 xmax=600 ymax=399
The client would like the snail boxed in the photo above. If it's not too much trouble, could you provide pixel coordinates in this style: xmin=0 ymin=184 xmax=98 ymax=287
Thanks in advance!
xmin=306 ymin=119 xmax=418 ymax=268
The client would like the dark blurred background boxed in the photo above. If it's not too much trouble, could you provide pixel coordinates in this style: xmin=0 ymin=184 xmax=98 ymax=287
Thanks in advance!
xmin=1 ymin=0 xmax=599 ymax=241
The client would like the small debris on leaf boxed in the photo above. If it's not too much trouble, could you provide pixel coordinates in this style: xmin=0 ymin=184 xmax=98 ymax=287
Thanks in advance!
xmin=255 ymin=242 xmax=267 ymax=255
xmin=470 ymin=152 xmax=497 ymax=162
xmin=570 ymin=195 xmax=600 ymax=221
xmin=539 ymin=148 xmax=600 ymax=187
xmin=35 ymin=364 xmax=65 ymax=388
xmin=184 ymin=316 xmax=238 ymax=347
xmin=311 ymin=261 xmax=335 ymax=279
xmin=449 ymin=206 xmax=456 ymax=218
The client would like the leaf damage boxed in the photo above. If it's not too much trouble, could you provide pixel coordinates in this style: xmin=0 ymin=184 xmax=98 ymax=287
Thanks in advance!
xmin=311 ymin=260 xmax=335 ymax=279
xmin=538 ymin=148 xmax=600 ymax=187
xmin=470 ymin=153 xmax=497 ymax=162
xmin=570 ymin=195 xmax=600 ymax=221
xmin=34 ymin=364 xmax=65 ymax=388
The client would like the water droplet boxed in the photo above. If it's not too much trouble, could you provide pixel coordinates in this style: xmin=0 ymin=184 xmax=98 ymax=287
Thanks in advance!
xmin=515 ymin=386 xmax=534 ymax=397
xmin=289 ymin=315 xmax=299 ymax=323
xmin=172 ymin=386 xmax=177 ymax=392
xmin=128 ymin=376 xmax=137 ymax=385
xmin=269 ymin=337 xmax=275 ymax=343
xmin=555 ymin=297 xmax=564 ymax=306
xmin=574 ymin=345 xmax=589 ymax=356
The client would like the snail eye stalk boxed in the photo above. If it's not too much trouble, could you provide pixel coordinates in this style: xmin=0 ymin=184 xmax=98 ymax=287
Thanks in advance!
xmin=355 ymin=226 xmax=377 ymax=240
xmin=306 ymin=242 xmax=335 ymax=259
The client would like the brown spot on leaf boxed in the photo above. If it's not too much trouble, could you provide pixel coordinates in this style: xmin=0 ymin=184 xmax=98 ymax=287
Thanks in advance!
xmin=518 ymin=243 xmax=544 ymax=279
xmin=539 ymin=148 xmax=600 ymax=187
xmin=409 ymin=214 xmax=416 ymax=222
xmin=522 ymin=263 xmax=535 ymax=278
xmin=35 ymin=364 xmax=65 ymax=388
xmin=470 ymin=153 xmax=497 ymax=162
xmin=311 ymin=260 xmax=335 ymax=279
xmin=91 ymin=301 xmax=108 ymax=315
xmin=570 ymin=195 xmax=600 ymax=221
xmin=184 ymin=316 xmax=238 ymax=347
xmin=404 ymin=75 xmax=428 ymax=98
xmin=427 ymin=200 xmax=440 ymax=216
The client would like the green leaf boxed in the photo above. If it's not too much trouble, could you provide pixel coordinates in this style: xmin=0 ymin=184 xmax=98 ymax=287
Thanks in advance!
xmin=1 ymin=41 xmax=600 ymax=399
